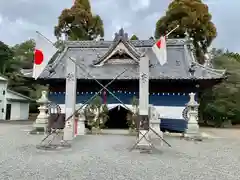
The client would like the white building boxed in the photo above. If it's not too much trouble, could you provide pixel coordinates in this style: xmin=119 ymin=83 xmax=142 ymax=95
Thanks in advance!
xmin=0 ymin=76 xmax=31 ymax=120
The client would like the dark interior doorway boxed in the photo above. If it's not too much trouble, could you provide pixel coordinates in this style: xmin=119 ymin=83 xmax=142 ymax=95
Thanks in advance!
xmin=6 ymin=104 xmax=11 ymax=120
xmin=105 ymin=105 xmax=129 ymax=129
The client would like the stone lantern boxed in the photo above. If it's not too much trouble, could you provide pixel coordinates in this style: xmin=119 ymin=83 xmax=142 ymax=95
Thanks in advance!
xmin=185 ymin=92 xmax=200 ymax=137
xmin=33 ymin=90 xmax=50 ymax=133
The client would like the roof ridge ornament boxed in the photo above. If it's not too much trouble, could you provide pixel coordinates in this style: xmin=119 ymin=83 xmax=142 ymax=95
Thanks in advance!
xmin=114 ymin=28 xmax=128 ymax=41
xmin=93 ymin=29 xmax=141 ymax=66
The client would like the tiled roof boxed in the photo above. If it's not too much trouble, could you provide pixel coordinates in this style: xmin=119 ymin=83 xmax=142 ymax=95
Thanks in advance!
xmin=21 ymin=29 xmax=225 ymax=80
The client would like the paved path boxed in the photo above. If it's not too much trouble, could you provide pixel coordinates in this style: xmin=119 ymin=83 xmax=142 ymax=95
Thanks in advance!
xmin=0 ymin=124 xmax=240 ymax=180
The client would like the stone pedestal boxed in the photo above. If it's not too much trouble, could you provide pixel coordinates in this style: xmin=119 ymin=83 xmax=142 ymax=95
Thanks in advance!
xmin=77 ymin=110 xmax=86 ymax=135
xmin=186 ymin=111 xmax=199 ymax=135
xmin=137 ymin=130 xmax=151 ymax=147
xmin=32 ymin=91 xmax=50 ymax=134
xmin=136 ymin=115 xmax=151 ymax=148
xmin=185 ymin=92 xmax=200 ymax=137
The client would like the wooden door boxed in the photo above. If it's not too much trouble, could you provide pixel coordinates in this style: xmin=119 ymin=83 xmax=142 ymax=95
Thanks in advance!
xmin=5 ymin=104 xmax=11 ymax=120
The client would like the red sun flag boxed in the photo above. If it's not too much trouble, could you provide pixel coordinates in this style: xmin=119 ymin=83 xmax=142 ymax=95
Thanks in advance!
xmin=34 ymin=49 xmax=44 ymax=65
xmin=32 ymin=31 xmax=58 ymax=80
xmin=152 ymin=36 xmax=167 ymax=65
xmin=156 ymin=40 xmax=161 ymax=48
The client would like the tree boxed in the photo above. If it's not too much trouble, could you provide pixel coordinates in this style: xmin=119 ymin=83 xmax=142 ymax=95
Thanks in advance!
xmin=201 ymin=51 xmax=240 ymax=126
xmin=54 ymin=0 xmax=104 ymax=41
xmin=0 ymin=40 xmax=46 ymax=114
xmin=12 ymin=39 xmax=35 ymax=69
xmin=126 ymin=96 xmax=138 ymax=131
xmin=0 ymin=42 xmax=26 ymax=99
xmin=224 ymin=51 xmax=240 ymax=62
xmin=130 ymin=35 xmax=139 ymax=40
xmin=84 ymin=95 xmax=109 ymax=133
xmin=7 ymin=40 xmax=46 ymax=99
xmin=155 ymin=0 xmax=217 ymax=63
xmin=0 ymin=41 xmax=14 ymax=74
xmin=54 ymin=40 xmax=65 ymax=51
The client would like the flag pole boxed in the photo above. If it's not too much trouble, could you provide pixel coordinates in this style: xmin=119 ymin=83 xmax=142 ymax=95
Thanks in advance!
xmin=35 ymin=31 xmax=57 ymax=48
xmin=166 ymin=25 xmax=179 ymax=37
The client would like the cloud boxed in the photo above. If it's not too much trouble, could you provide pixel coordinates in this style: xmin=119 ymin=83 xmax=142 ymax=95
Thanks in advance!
xmin=0 ymin=15 xmax=3 ymax=25
xmin=0 ymin=0 xmax=72 ymax=45
xmin=130 ymin=0 xmax=150 ymax=12
xmin=0 ymin=0 xmax=239 ymax=52
xmin=208 ymin=0 xmax=240 ymax=52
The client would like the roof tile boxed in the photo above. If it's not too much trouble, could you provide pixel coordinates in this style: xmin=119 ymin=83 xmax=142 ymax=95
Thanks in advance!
xmin=22 ymin=38 xmax=225 ymax=80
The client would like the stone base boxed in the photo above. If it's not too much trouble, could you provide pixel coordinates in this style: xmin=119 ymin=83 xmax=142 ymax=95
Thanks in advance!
xmin=33 ymin=122 xmax=47 ymax=129
xmin=36 ymin=141 xmax=71 ymax=151
xmin=184 ymin=133 xmax=203 ymax=141
xmin=77 ymin=120 xmax=86 ymax=135
xmin=184 ymin=132 xmax=202 ymax=140
xmin=184 ymin=122 xmax=202 ymax=141
xmin=63 ymin=127 xmax=74 ymax=141
xmin=186 ymin=123 xmax=199 ymax=134
xmin=135 ymin=144 xmax=152 ymax=152
xmin=30 ymin=123 xmax=47 ymax=135
xmin=35 ymin=118 xmax=48 ymax=125
xmin=149 ymin=122 xmax=162 ymax=139
xmin=136 ymin=130 xmax=152 ymax=148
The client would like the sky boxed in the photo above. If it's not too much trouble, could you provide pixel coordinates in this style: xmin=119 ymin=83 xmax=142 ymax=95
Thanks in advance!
xmin=0 ymin=0 xmax=239 ymax=52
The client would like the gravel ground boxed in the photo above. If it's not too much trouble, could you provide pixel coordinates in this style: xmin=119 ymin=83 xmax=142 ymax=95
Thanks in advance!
xmin=0 ymin=124 xmax=240 ymax=180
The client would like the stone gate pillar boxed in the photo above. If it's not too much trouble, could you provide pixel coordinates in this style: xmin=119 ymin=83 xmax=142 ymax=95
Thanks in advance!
xmin=64 ymin=57 xmax=77 ymax=141
xmin=137 ymin=52 xmax=151 ymax=147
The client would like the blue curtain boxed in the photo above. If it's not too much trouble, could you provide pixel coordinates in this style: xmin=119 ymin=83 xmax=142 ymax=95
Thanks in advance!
xmin=49 ymin=93 xmax=190 ymax=107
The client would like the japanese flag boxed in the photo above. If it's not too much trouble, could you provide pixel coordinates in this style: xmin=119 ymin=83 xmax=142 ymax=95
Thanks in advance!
xmin=152 ymin=36 xmax=167 ymax=66
xmin=33 ymin=31 xmax=58 ymax=80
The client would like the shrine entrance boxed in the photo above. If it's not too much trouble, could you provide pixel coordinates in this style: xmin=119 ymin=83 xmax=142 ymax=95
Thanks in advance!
xmin=105 ymin=105 xmax=130 ymax=129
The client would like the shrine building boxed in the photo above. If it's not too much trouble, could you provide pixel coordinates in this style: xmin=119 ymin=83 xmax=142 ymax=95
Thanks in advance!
xmin=22 ymin=29 xmax=225 ymax=132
